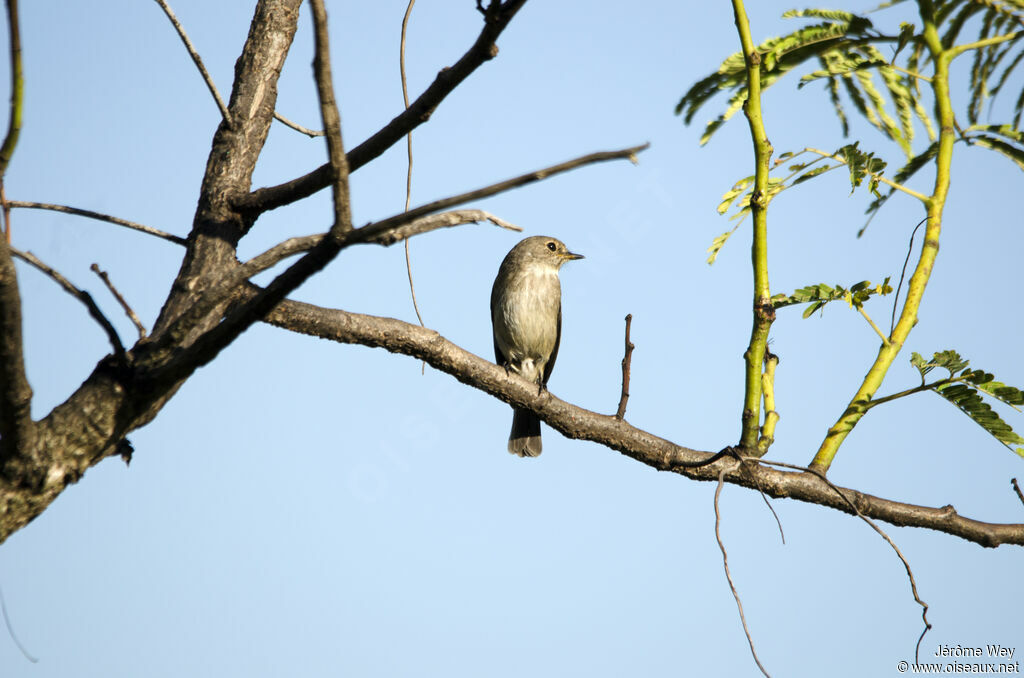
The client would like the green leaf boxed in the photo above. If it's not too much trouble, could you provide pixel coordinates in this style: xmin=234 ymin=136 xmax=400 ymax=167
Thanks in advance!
xmin=836 ymin=142 xmax=887 ymax=195
xmin=934 ymin=381 xmax=1024 ymax=456
xmin=862 ymin=141 xmax=938 ymax=230
xmin=942 ymin=1 xmax=986 ymax=49
xmin=969 ymin=133 xmax=1024 ymax=171
xmin=718 ymin=176 xmax=755 ymax=215
xmin=791 ymin=163 xmax=835 ymax=185
xmin=773 ymin=278 xmax=892 ymax=315
xmin=707 ymin=225 xmax=740 ymax=265
xmin=910 ymin=350 xmax=1024 ymax=457
xmin=929 ymin=349 xmax=971 ymax=375
xmin=894 ymin=22 xmax=915 ymax=59
xmin=677 ymin=10 xmax=875 ymax=143
xmin=964 ymin=371 xmax=1024 ymax=409
xmin=910 ymin=351 xmax=932 ymax=380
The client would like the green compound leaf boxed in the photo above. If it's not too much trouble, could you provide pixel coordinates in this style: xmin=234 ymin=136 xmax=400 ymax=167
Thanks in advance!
xmin=772 ymin=278 xmax=892 ymax=317
xmin=706 ymin=225 xmax=740 ymax=265
xmin=836 ymin=142 xmax=887 ymax=196
xmin=935 ymin=382 xmax=1024 ymax=457
xmin=908 ymin=350 xmax=1024 ymax=458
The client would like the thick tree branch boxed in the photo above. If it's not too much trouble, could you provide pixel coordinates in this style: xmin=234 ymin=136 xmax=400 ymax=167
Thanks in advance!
xmin=138 ymin=0 xmax=353 ymax=386
xmin=235 ymin=0 xmax=530 ymax=216
xmin=152 ymin=0 xmax=303 ymax=338
xmin=253 ymin=295 xmax=1024 ymax=549
xmin=0 ymin=240 xmax=33 ymax=466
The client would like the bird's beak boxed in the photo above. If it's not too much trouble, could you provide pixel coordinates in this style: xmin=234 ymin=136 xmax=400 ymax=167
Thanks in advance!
xmin=564 ymin=250 xmax=584 ymax=261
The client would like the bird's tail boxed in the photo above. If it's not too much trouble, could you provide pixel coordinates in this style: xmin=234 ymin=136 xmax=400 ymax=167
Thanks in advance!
xmin=508 ymin=408 xmax=542 ymax=457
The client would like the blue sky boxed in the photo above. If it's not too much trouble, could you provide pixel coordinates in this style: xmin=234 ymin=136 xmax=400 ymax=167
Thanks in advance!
xmin=1 ymin=1 xmax=1022 ymax=676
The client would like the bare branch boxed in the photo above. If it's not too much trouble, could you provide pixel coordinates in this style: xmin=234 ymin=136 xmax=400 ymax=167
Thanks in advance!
xmin=273 ymin=111 xmax=323 ymax=137
xmin=255 ymin=296 xmax=1024 ymax=548
xmin=1013 ymin=478 xmax=1024 ymax=509
xmin=310 ymin=0 xmax=352 ymax=235
xmin=361 ymin=209 xmax=520 ymax=246
xmin=90 ymin=264 xmax=147 ymax=339
xmin=236 ymin=0 xmax=531 ymax=215
xmin=153 ymin=0 xmax=232 ymax=124
xmin=715 ymin=468 xmax=772 ymax=678
xmin=615 ymin=313 xmax=634 ymax=419
xmin=6 ymin=200 xmax=186 ymax=245
xmin=240 ymin=211 xmax=517 ymax=281
xmin=11 ymin=248 xmax=124 ymax=356
xmin=355 ymin=144 xmax=649 ymax=245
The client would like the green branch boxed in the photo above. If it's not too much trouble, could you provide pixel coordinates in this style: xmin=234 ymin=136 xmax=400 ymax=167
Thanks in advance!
xmin=731 ymin=0 xmax=776 ymax=454
xmin=948 ymin=30 xmax=1021 ymax=59
xmin=0 ymin=0 xmax=22 ymax=179
xmin=810 ymin=3 xmax=954 ymax=472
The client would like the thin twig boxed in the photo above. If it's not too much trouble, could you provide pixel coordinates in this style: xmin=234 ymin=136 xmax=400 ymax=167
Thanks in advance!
xmin=153 ymin=0 xmax=232 ymax=124
xmin=615 ymin=313 xmax=634 ymax=419
xmin=356 ymin=144 xmax=649 ymax=244
xmin=0 ymin=583 xmax=36 ymax=663
xmin=891 ymin=217 xmax=927 ymax=336
xmin=399 ymin=0 xmax=426 ymax=375
xmin=10 ymin=248 xmax=124 ymax=356
xmin=714 ymin=467 xmax=772 ymax=678
xmin=750 ymin=456 xmax=931 ymax=663
xmin=90 ymin=264 xmax=147 ymax=339
xmin=858 ymin=305 xmax=891 ymax=345
xmin=6 ymin=201 xmax=186 ymax=245
xmin=273 ymin=112 xmax=324 ymax=137
xmin=1012 ymin=478 xmax=1024 ymax=509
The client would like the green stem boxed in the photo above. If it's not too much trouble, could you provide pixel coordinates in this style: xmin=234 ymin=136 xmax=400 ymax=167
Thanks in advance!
xmin=0 ymin=0 xmax=21 ymax=179
xmin=867 ymin=377 xmax=952 ymax=409
xmin=804 ymin=147 xmax=931 ymax=202
xmin=731 ymin=0 xmax=775 ymax=453
xmin=810 ymin=4 xmax=953 ymax=472
xmin=857 ymin=306 xmax=891 ymax=346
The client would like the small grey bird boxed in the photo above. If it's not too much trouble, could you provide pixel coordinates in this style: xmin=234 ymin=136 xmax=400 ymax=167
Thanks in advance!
xmin=490 ymin=236 xmax=583 ymax=457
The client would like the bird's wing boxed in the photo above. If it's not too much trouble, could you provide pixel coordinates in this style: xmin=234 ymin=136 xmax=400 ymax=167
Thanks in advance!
xmin=543 ymin=301 xmax=561 ymax=386
xmin=490 ymin=282 xmax=508 ymax=367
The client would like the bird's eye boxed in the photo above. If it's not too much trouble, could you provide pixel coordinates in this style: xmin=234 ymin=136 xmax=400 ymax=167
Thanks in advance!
xmin=546 ymin=241 xmax=557 ymax=252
